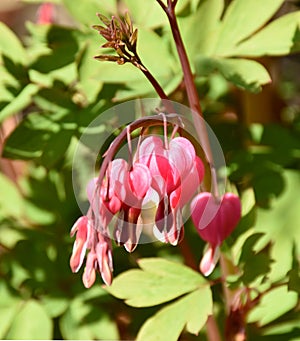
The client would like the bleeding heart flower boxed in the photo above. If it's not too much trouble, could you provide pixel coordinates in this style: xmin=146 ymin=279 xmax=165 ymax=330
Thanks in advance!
xmin=190 ymin=192 xmax=241 ymax=276
xmin=138 ymin=135 xmax=204 ymax=246
xmin=110 ymin=159 xmax=152 ymax=252
xmin=70 ymin=216 xmax=113 ymax=287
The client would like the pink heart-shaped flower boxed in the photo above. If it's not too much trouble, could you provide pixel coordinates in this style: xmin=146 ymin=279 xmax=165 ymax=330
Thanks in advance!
xmin=190 ymin=192 xmax=241 ymax=247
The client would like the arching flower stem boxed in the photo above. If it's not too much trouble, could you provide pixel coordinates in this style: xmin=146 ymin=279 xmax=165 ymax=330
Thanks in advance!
xmin=156 ymin=0 xmax=219 ymax=198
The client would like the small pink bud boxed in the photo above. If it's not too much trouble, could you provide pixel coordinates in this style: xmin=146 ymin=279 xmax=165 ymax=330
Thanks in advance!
xmin=82 ymin=251 xmax=97 ymax=288
xmin=69 ymin=216 xmax=90 ymax=273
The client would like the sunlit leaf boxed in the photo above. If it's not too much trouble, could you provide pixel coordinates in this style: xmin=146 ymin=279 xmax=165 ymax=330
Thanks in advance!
xmin=195 ymin=57 xmax=271 ymax=92
xmin=254 ymin=171 xmax=300 ymax=281
xmin=0 ymin=23 xmax=27 ymax=64
xmin=0 ymin=174 xmax=24 ymax=219
xmin=137 ymin=288 xmax=212 ymax=341
xmin=0 ymin=282 xmax=21 ymax=339
xmin=106 ymin=258 xmax=206 ymax=307
xmin=238 ymin=233 xmax=273 ymax=285
xmin=179 ymin=0 xmax=224 ymax=58
xmin=0 ymin=84 xmax=39 ymax=123
xmin=235 ymin=11 xmax=300 ymax=56
xmin=62 ymin=0 xmax=117 ymax=27
xmin=5 ymin=300 xmax=53 ymax=339
xmin=60 ymin=287 xmax=119 ymax=340
xmin=215 ymin=0 xmax=285 ymax=56
xmin=247 ymin=286 xmax=298 ymax=326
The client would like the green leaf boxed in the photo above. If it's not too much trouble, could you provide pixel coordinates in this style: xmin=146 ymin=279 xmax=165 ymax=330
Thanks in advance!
xmin=29 ymin=24 xmax=80 ymax=73
xmin=0 ymin=282 xmax=21 ymax=339
xmin=106 ymin=258 xmax=206 ymax=307
xmin=195 ymin=57 xmax=271 ymax=92
xmin=0 ymin=174 xmax=24 ymax=219
xmin=40 ymin=129 xmax=73 ymax=168
xmin=179 ymin=0 xmax=224 ymax=58
xmin=235 ymin=11 xmax=300 ymax=57
xmin=215 ymin=0 xmax=285 ymax=56
xmin=62 ymin=0 xmax=117 ymax=27
xmin=3 ymin=118 xmax=53 ymax=160
xmin=41 ymin=296 xmax=69 ymax=318
xmin=137 ymin=288 xmax=213 ymax=341
xmin=247 ymin=286 xmax=298 ymax=326
xmin=0 ymin=84 xmax=39 ymax=123
xmin=123 ymin=0 xmax=167 ymax=28
xmin=3 ymin=111 xmax=73 ymax=166
xmin=238 ymin=233 xmax=273 ymax=285
xmin=287 ymin=246 xmax=300 ymax=294
xmin=5 ymin=300 xmax=53 ymax=339
xmin=0 ymin=22 xmax=26 ymax=64
xmin=254 ymin=171 xmax=300 ymax=281
xmin=60 ymin=287 xmax=119 ymax=340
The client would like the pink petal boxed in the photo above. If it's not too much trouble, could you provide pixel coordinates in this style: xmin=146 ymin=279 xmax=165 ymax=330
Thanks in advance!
xmin=82 ymin=251 xmax=97 ymax=288
xmin=86 ymin=177 xmax=98 ymax=203
xmin=69 ymin=216 xmax=90 ymax=273
xmin=168 ymin=137 xmax=196 ymax=179
xmin=129 ymin=163 xmax=151 ymax=199
xmin=190 ymin=192 xmax=241 ymax=247
xmin=199 ymin=245 xmax=220 ymax=276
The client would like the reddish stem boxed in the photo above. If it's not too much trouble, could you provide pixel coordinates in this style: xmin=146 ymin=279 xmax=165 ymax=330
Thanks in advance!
xmin=156 ymin=0 xmax=219 ymax=196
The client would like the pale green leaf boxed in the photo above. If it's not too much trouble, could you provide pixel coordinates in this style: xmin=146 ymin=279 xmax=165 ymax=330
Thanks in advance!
xmin=40 ymin=296 xmax=69 ymax=318
xmin=62 ymin=0 xmax=117 ymax=27
xmin=123 ymin=0 xmax=167 ymax=28
xmin=137 ymin=288 xmax=212 ymax=341
xmin=106 ymin=258 xmax=205 ymax=307
xmin=5 ymin=300 xmax=53 ymax=339
xmin=190 ymin=0 xmax=203 ymax=12
xmin=0 ymin=283 xmax=21 ymax=339
xmin=0 ymin=174 xmax=24 ymax=219
xmin=179 ymin=0 xmax=224 ymax=58
xmin=0 ymin=84 xmax=39 ymax=123
xmin=215 ymin=0 xmax=285 ymax=56
xmin=60 ymin=287 xmax=119 ymax=340
xmin=235 ymin=11 xmax=300 ymax=57
xmin=241 ymin=187 xmax=256 ymax=216
xmin=254 ymin=171 xmax=300 ymax=281
xmin=247 ymin=286 xmax=298 ymax=326
xmin=0 ymin=22 xmax=26 ymax=64
xmin=195 ymin=57 xmax=271 ymax=92
xmin=0 ymin=224 xmax=24 ymax=248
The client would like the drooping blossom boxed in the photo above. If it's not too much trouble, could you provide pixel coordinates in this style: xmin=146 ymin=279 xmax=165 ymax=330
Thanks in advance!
xmin=87 ymin=177 xmax=122 ymax=232
xmin=110 ymin=159 xmax=152 ymax=252
xmin=70 ymin=124 xmax=208 ymax=287
xmin=190 ymin=192 xmax=241 ymax=276
xmin=137 ymin=136 xmax=204 ymax=245
xmin=70 ymin=215 xmax=113 ymax=287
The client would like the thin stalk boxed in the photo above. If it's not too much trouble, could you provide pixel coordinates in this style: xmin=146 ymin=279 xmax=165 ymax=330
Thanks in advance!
xmin=132 ymin=55 xmax=174 ymax=112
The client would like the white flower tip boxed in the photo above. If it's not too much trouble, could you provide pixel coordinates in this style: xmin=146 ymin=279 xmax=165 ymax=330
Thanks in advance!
xmin=199 ymin=245 xmax=220 ymax=277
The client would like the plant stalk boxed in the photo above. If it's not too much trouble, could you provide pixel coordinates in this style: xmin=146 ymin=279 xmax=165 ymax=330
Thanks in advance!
xmin=157 ymin=0 xmax=219 ymax=196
